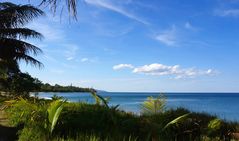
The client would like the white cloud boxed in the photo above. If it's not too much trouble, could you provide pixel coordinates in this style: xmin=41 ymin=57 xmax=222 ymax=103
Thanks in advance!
xmin=114 ymin=63 xmax=217 ymax=79
xmin=133 ymin=63 xmax=179 ymax=75
xmin=215 ymin=9 xmax=239 ymax=17
xmin=67 ymin=57 xmax=74 ymax=61
xmin=85 ymin=0 xmax=149 ymax=25
xmin=81 ymin=58 xmax=89 ymax=62
xmin=133 ymin=63 xmax=216 ymax=78
xmin=79 ymin=57 xmax=99 ymax=63
xmin=113 ymin=64 xmax=134 ymax=70
xmin=155 ymin=26 xmax=177 ymax=46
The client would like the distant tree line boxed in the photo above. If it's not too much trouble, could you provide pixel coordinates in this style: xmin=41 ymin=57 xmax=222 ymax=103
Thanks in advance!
xmin=0 ymin=72 xmax=95 ymax=96
xmin=40 ymin=83 xmax=95 ymax=93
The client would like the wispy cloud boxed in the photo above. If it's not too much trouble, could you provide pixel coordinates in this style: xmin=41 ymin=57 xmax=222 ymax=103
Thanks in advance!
xmin=79 ymin=57 xmax=99 ymax=63
xmin=154 ymin=24 xmax=205 ymax=47
xmin=155 ymin=26 xmax=177 ymax=46
xmin=66 ymin=57 xmax=74 ymax=61
xmin=29 ymin=21 xmax=64 ymax=41
xmin=184 ymin=22 xmax=197 ymax=31
xmin=85 ymin=0 xmax=149 ymax=25
xmin=113 ymin=64 xmax=134 ymax=70
xmin=81 ymin=58 xmax=89 ymax=62
xmin=63 ymin=44 xmax=79 ymax=61
xmin=215 ymin=9 xmax=239 ymax=17
xmin=113 ymin=63 xmax=217 ymax=79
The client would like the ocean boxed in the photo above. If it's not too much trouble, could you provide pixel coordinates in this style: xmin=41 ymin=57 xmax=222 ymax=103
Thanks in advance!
xmin=35 ymin=92 xmax=239 ymax=121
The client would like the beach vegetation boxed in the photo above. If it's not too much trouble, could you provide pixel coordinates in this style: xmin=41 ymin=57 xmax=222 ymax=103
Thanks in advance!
xmin=140 ymin=94 xmax=166 ymax=115
xmin=4 ymin=98 xmax=65 ymax=141
xmin=2 ymin=95 xmax=238 ymax=141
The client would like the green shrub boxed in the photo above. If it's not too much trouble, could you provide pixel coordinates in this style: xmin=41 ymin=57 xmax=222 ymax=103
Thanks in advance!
xmin=55 ymin=102 xmax=142 ymax=140
xmin=140 ymin=94 xmax=166 ymax=115
xmin=5 ymin=98 xmax=65 ymax=140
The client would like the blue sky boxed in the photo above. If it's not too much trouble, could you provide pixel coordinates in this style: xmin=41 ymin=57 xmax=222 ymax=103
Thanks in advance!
xmin=10 ymin=0 xmax=239 ymax=92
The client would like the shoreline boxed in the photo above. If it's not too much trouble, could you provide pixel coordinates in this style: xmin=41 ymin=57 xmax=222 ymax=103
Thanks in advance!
xmin=34 ymin=92 xmax=239 ymax=122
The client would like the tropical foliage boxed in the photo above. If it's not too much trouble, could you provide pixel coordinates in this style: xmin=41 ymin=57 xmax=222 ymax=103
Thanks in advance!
xmin=3 ymin=95 xmax=238 ymax=141
xmin=140 ymin=94 xmax=166 ymax=115
xmin=5 ymin=98 xmax=65 ymax=141
xmin=0 ymin=2 xmax=44 ymax=96
xmin=4 ymin=72 xmax=41 ymax=97
xmin=39 ymin=0 xmax=77 ymax=19
xmin=47 ymin=100 xmax=65 ymax=134
xmin=0 ymin=2 xmax=44 ymax=72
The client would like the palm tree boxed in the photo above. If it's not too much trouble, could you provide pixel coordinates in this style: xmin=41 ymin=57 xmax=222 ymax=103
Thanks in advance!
xmin=39 ymin=0 xmax=77 ymax=19
xmin=0 ymin=2 xmax=44 ymax=74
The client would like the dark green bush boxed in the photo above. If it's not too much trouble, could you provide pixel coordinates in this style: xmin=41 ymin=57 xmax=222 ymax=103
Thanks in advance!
xmin=55 ymin=103 xmax=142 ymax=140
xmin=54 ymin=104 xmax=238 ymax=141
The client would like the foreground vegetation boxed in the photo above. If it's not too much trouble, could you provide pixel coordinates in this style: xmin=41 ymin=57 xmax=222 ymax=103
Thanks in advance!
xmin=0 ymin=95 xmax=238 ymax=141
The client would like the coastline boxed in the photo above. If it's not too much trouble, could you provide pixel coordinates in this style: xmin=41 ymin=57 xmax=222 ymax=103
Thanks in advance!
xmin=35 ymin=92 xmax=239 ymax=122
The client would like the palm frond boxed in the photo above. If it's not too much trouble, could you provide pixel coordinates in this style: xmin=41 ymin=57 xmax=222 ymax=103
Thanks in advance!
xmin=90 ymin=91 xmax=110 ymax=108
xmin=0 ymin=2 xmax=16 ymax=9
xmin=47 ymin=100 xmax=65 ymax=133
xmin=0 ymin=37 xmax=43 ymax=57
xmin=208 ymin=118 xmax=222 ymax=130
xmin=91 ymin=91 xmax=101 ymax=105
xmin=97 ymin=94 xmax=110 ymax=108
xmin=0 ymin=28 xmax=43 ymax=39
xmin=15 ymin=53 xmax=43 ymax=68
xmin=140 ymin=94 xmax=166 ymax=115
xmin=39 ymin=0 xmax=77 ymax=20
xmin=0 ymin=2 xmax=44 ymax=28
xmin=163 ymin=113 xmax=190 ymax=130
xmin=0 ymin=2 xmax=44 ymax=72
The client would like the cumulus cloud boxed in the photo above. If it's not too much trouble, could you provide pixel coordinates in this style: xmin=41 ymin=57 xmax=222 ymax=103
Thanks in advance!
xmin=155 ymin=26 xmax=177 ymax=46
xmin=113 ymin=64 xmax=134 ymax=70
xmin=85 ymin=0 xmax=149 ymax=25
xmin=133 ymin=64 xmax=179 ymax=75
xmin=113 ymin=63 xmax=216 ymax=79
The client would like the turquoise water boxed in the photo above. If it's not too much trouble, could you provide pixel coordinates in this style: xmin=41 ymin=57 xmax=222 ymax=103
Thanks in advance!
xmin=35 ymin=92 xmax=239 ymax=121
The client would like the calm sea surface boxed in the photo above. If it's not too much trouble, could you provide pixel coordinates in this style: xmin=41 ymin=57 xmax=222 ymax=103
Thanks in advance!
xmin=35 ymin=92 xmax=239 ymax=121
